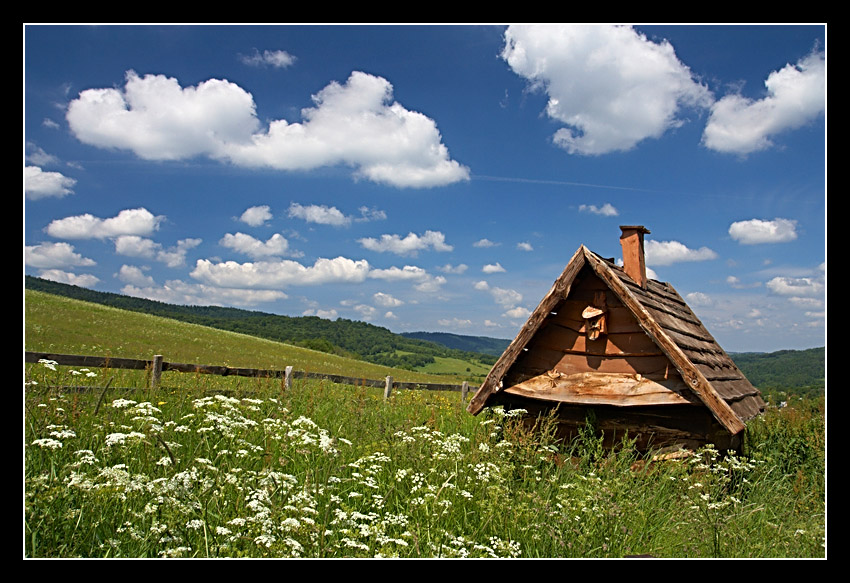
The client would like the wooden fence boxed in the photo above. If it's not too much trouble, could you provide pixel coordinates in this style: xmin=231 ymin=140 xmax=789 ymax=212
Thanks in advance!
xmin=25 ymin=351 xmax=477 ymax=401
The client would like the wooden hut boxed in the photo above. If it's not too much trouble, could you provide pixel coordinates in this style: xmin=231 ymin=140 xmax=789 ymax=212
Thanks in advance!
xmin=466 ymin=226 xmax=764 ymax=452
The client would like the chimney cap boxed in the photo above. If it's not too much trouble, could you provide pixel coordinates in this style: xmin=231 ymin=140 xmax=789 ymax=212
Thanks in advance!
xmin=619 ymin=225 xmax=651 ymax=235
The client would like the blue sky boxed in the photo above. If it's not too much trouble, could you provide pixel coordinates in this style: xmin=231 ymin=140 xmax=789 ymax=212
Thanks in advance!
xmin=24 ymin=24 xmax=826 ymax=353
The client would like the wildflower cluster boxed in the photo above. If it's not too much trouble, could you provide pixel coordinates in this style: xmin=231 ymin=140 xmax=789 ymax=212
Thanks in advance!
xmin=24 ymin=375 xmax=825 ymax=558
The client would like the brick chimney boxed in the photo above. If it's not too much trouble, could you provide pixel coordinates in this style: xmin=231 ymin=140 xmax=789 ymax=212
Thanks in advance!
xmin=619 ymin=225 xmax=651 ymax=288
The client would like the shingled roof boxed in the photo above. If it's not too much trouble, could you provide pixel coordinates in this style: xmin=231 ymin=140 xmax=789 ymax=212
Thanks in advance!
xmin=467 ymin=241 xmax=764 ymax=438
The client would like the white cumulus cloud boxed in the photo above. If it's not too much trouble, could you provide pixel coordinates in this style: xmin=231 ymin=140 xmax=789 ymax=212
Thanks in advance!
xmin=728 ymin=218 xmax=798 ymax=245
xmin=473 ymin=238 xmax=499 ymax=248
xmin=25 ymin=166 xmax=76 ymax=200
xmin=288 ymin=203 xmax=351 ymax=226
xmin=727 ymin=275 xmax=761 ymax=290
xmin=644 ymin=239 xmax=718 ymax=266
xmin=368 ymin=265 xmax=429 ymax=282
xmin=504 ymin=306 xmax=532 ymax=320
xmin=373 ymin=292 xmax=404 ymax=308
xmin=239 ymin=205 xmax=273 ymax=226
xmin=685 ymin=291 xmax=713 ymax=306
xmin=157 ymin=238 xmax=202 ymax=268
xmin=502 ymin=24 xmax=712 ymax=155
xmin=358 ymin=230 xmax=452 ymax=256
xmin=766 ymin=276 xmax=824 ymax=297
xmin=482 ymin=263 xmax=506 ymax=273
xmin=117 ymin=264 xmax=156 ymax=287
xmin=220 ymin=232 xmax=291 ymax=258
xmin=413 ymin=275 xmax=446 ymax=293
xmin=25 ymin=242 xmax=96 ymax=269
xmin=437 ymin=263 xmax=468 ymax=274
xmin=114 ymin=236 xmax=201 ymax=268
xmin=353 ymin=304 xmax=378 ymax=320
xmin=67 ymin=70 xmax=261 ymax=161
xmin=190 ymin=256 xmax=371 ymax=289
xmin=47 ymin=208 xmax=164 ymax=240
xmin=579 ymin=203 xmax=619 ymax=216
xmin=66 ymin=70 xmax=469 ymax=188
xmin=114 ymin=235 xmax=160 ymax=258
xmin=37 ymin=269 xmax=99 ymax=288
xmin=703 ymin=50 xmax=825 ymax=154
xmin=122 ymin=279 xmax=287 ymax=307
xmin=240 ymin=49 xmax=297 ymax=68
xmin=25 ymin=144 xmax=60 ymax=166
xmin=490 ymin=287 xmax=523 ymax=307
xmin=356 ymin=206 xmax=387 ymax=222
xmin=366 ymin=264 xmax=445 ymax=292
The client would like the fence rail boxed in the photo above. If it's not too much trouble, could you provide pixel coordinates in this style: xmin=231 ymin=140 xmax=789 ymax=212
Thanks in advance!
xmin=25 ymin=351 xmax=476 ymax=401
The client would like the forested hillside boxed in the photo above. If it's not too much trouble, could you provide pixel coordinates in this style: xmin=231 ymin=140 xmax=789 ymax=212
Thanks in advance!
xmin=401 ymin=331 xmax=511 ymax=356
xmin=730 ymin=347 xmax=825 ymax=394
xmin=24 ymin=276 xmax=496 ymax=371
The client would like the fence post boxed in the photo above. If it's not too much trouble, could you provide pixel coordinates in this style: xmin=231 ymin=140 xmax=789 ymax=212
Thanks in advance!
xmin=384 ymin=376 xmax=393 ymax=401
xmin=284 ymin=366 xmax=293 ymax=390
xmin=150 ymin=354 xmax=163 ymax=389
xmin=461 ymin=381 xmax=469 ymax=402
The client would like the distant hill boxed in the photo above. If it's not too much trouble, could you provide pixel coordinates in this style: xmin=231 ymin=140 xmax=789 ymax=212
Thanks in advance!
xmin=729 ymin=347 xmax=825 ymax=392
xmin=25 ymin=276 xmax=823 ymax=390
xmin=24 ymin=276 xmax=497 ymax=371
xmin=401 ymin=332 xmax=511 ymax=356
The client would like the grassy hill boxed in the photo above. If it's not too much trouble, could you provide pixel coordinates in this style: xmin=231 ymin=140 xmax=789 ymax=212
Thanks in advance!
xmin=24 ymin=276 xmax=496 ymax=376
xmin=24 ymin=289 xmax=456 ymax=384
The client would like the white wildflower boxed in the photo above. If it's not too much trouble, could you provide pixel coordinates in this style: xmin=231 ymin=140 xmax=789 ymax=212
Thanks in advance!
xmin=49 ymin=428 xmax=76 ymax=440
xmin=32 ymin=438 xmax=63 ymax=450
xmin=38 ymin=359 xmax=58 ymax=371
xmin=159 ymin=546 xmax=192 ymax=557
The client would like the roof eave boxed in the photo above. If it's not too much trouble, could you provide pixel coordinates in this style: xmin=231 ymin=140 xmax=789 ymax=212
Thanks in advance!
xmin=466 ymin=245 xmax=589 ymax=415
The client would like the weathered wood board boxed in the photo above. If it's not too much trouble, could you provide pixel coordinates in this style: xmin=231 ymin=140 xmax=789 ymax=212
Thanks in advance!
xmin=503 ymin=371 xmax=700 ymax=406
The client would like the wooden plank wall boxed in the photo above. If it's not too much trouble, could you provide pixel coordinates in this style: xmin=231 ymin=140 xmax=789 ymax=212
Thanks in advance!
xmin=504 ymin=265 xmax=682 ymax=388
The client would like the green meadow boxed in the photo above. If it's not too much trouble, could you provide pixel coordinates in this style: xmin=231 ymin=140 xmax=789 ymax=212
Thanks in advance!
xmin=25 ymin=290 xmax=453 ymax=384
xmin=24 ymin=290 xmax=826 ymax=558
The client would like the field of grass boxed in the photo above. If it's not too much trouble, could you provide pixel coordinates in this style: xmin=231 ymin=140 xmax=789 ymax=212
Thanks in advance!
xmin=25 ymin=290 xmax=454 ymax=385
xmin=417 ymin=356 xmax=491 ymax=378
xmin=24 ymin=290 xmax=827 ymax=558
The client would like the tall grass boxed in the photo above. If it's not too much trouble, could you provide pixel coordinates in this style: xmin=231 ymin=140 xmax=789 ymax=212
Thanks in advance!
xmin=25 ymin=289 xmax=454 ymax=384
xmin=25 ymin=360 xmax=825 ymax=558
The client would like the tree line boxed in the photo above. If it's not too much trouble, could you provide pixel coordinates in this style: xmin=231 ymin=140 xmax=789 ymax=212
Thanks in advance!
xmin=25 ymin=276 xmax=498 ymax=371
